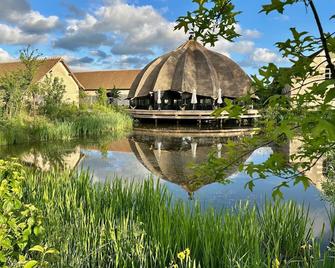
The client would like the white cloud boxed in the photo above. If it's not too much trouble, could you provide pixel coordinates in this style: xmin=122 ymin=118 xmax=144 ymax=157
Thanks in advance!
xmin=212 ymin=39 xmax=255 ymax=56
xmin=0 ymin=48 xmax=14 ymax=62
xmin=55 ymin=2 xmax=186 ymax=53
xmin=243 ymin=29 xmax=261 ymax=39
xmin=19 ymin=11 xmax=60 ymax=34
xmin=0 ymin=24 xmax=46 ymax=45
xmin=239 ymin=47 xmax=287 ymax=68
xmin=251 ymin=48 xmax=284 ymax=64
xmin=0 ymin=0 xmax=59 ymax=44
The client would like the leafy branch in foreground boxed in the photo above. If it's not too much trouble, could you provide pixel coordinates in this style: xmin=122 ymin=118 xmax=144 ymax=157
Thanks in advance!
xmin=0 ymin=159 xmax=58 ymax=267
xmin=177 ymin=0 xmax=335 ymax=198
xmin=175 ymin=0 xmax=241 ymax=46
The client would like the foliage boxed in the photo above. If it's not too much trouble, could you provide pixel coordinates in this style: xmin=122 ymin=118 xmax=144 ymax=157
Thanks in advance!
xmin=20 ymin=165 xmax=334 ymax=267
xmin=0 ymin=105 xmax=132 ymax=146
xmin=0 ymin=70 xmax=28 ymax=118
xmin=175 ymin=0 xmax=241 ymax=46
xmin=321 ymin=151 xmax=335 ymax=204
xmin=18 ymin=47 xmax=44 ymax=117
xmin=108 ymin=87 xmax=121 ymax=103
xmin=0 ymin=47 xmax=45 ymax=118
xmin=176 ymin=0 xmax=335 ymax=197
xmin=0 ymin=159 xmax=58 ymax=267
xmin=79 ymin=90 xmax=88 ymax=102
xmin=97 ymin=87 xmax=108 ymax=106
xmin=40 ymin=76 xmax=66 ymax=115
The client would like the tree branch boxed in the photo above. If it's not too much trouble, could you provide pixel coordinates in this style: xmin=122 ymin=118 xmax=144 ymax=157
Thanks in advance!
xmin=308 ymin=0 xmax=335 ymax=78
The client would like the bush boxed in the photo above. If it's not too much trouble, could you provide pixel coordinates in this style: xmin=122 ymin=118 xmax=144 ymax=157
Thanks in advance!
xmin=0 ymin=105 xmax=132 ymax=145
xmin=0 ymin=159 xmax=53 ymax=267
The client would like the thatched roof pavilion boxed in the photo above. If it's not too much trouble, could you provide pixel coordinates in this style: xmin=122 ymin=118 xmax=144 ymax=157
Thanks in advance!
xmin=128 ymin=40 xmax=251 ymax=108
xmin=127 ymin=39 xmax=258 ymax=125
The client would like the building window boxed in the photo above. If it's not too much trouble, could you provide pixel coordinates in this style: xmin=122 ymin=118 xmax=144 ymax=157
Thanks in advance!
xmin=325 ymin=67 xmax=332 ymax=80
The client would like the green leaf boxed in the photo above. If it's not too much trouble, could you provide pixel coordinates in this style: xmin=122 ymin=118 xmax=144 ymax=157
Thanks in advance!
xmin=45 ymin=248 xmax=59 ymax=255
xmin=29 ymin=245 xmax=44 ymax=253
xmin=313 ymin=119 xmax=335 ymax=140
xmin=0 ymin=252 xmax=6 ymax=263
xmin=294 ymin=176 xmax=310 ymax=190
xmin=245 ymin=180 xmax=255 ymax=191
xmin=272 ymin=188 xmax=283 ymax=200
xmin=325 ymin=88 xmax=335 ymax=104
xmin=23 ymin=260 xmax=38 ymax=268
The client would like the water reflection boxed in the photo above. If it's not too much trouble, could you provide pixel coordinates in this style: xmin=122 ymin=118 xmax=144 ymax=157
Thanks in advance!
xmin=0 ymin=142 xmax=84 ymax=171
xmin=0 ymin=132 xmax=331 ymax=241
xmin=127 ymin=133 xmax=244 ymax=194
xmin=288 ymin=139 xmax=327 ymax=191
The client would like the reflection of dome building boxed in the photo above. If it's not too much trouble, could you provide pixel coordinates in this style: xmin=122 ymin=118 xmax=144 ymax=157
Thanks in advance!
xmin=127 ymin=40 xmax=258 ymax=124
xmin=128 ymin=133 xmax=246 ymax=193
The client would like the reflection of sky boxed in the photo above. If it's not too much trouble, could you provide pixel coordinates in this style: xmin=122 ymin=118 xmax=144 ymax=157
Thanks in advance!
xmin=78 ymin=150 xmax=155 ymax=183
xmin=78 ymin=145 xmax=331 ymax=244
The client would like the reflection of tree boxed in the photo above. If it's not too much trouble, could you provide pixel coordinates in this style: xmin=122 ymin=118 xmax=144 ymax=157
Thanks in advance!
xmin=321 ymin=151 xmax=335 ymax=203
xmin=0 ymin=141 xmax=82 ymax=171
xmin=324 ymin=151 xmax=335 ymax=180
xmin=0 ymin=135 xmax=127 ymax=170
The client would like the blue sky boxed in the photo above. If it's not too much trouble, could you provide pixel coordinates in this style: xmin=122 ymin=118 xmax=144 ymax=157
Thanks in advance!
xmin=0 ymin=0 xmax=332 ymax=74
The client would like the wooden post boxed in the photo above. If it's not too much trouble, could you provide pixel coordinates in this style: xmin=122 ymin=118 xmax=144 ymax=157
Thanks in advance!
xmin=198 ymin=119 xmax=202 ymax=129
xmin=155 ymin=119 xmax=158 ymax=127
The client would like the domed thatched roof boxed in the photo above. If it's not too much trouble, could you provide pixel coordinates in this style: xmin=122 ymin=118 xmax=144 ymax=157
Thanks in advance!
xmin=128 ymin=40 xmax=251 ymax=99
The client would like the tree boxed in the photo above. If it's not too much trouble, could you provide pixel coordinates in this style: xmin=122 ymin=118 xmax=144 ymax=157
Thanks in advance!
xmin=176 ymin=0 xmax=335 ymax=198
xmin=97 ymin=87 xmax=108 ymax=106
xmin=0 ymin=46 xmax=44 ymax=118
xmin=19 ymin=46 xmax=44 ymax=116
xmin=107 ymin=86 xmax=121 ymax=104
xmin=40 ymin=75 xmax=66 ymax=113
xmin=0 ymin=70 xmax=26 ymax=118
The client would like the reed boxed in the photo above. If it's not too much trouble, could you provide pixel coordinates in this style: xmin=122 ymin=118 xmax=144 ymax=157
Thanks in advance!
xmin=22 ymin=169 xmax=332 ymax=268
xmin=0 ymin=106 xmax=132 ymax=145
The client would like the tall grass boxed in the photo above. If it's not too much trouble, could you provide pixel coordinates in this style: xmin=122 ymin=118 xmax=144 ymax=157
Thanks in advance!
xmin=0 ymin=105 xmax=132 ymax=145
xmin=23 ymin=169 xmax=333 ymax=267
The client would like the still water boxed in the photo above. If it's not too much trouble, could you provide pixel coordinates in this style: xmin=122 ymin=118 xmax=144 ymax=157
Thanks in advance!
xmin=0 ymin=129 xmax=331 ymax=241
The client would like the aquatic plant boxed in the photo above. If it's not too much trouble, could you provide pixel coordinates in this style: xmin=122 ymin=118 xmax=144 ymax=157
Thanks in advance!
xmin=20 ymin=166 xmax=333 ymax=267
xmin=0 ymin=105 xmax=132 ymax=146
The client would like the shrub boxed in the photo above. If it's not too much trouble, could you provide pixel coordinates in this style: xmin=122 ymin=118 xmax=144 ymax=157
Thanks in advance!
xmin=0 ymin=159 xmax=54 ymax=267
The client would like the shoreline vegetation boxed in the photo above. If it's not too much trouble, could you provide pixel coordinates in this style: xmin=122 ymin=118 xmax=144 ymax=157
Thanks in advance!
xmin=0 ymin=47 xmax=132 ymax=147
xmin=1 ymin=159 xmax=335 ymax=267
xmin=0 ymin=104 xmax=133 ymax=146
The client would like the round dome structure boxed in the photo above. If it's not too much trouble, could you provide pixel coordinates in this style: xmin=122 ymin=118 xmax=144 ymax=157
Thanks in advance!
xmin=128 ymin=40 xmax=251 ymax=100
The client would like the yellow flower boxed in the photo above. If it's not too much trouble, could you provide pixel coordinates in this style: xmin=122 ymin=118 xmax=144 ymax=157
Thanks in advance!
xmin=272 ymin=258 xmax=280 ymax=268
xmin=301 ymin=243 xmax=307 ymax=250
xmin=184 ymin=248 xmax=191 ymax=257
xmin=171 ymin=264 xmax=178 ymax=268
xmin=177 ymin=251 xmax=186 ymax=261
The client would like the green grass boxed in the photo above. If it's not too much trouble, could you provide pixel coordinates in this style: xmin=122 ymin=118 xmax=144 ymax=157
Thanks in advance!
xmin=22 ymin=168 xmax=335 ymax=268
xmin=0 ymin=105 xmax=132 ymax=145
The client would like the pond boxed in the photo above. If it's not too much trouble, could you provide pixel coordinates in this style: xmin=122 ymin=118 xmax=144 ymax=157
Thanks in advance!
xmin=0 ymin=128 xmax=331 ymax=246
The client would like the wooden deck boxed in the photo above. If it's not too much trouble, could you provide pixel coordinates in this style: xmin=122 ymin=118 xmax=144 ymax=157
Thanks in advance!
xmin=133 ymin=127 xmax=259 ymax=137
xmin=127 ymin=109 xmax=260 ymax=120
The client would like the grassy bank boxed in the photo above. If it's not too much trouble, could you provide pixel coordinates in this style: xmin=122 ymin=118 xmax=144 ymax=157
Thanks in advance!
xmin=0 ymin=104 xmax=132 ymax=146
xmin=16 ymin=167 xmax=334 ymax=267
